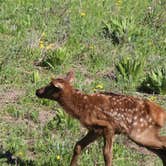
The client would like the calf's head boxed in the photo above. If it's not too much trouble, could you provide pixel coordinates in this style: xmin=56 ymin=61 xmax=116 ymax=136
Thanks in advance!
xmin=36 ymin=71 xmax=74 ymax=101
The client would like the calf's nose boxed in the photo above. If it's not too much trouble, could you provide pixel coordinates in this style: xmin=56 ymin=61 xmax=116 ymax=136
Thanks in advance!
xmin=36 ymin=89 xmax=43 ymax=98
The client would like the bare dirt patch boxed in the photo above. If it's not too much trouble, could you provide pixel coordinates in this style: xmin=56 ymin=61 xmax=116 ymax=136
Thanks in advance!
xmin=38 ymin=109 xmax=56 ymax=126
xmin=0 ymin=86 xmax=25 ymax=108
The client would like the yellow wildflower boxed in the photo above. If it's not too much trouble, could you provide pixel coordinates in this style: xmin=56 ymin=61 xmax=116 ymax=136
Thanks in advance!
xmin=96 ymin=84 xmax=104 ymax=89
xmin=89 ymin=45 xmax=94 ymax=49
xmin=46 ymin=43 xmax=55 ymax=50
xmin=80 ymin=12 xmax=86 ymax=17
xmin=148 ymin=96 xmax=157 ymax=101
xmin=56 ymin=155 xmax=61 ymax=160
xmin=41 ymin=32 xmax=46 ymax=37
xmin=16 ymin=151 xmax=23 ymax=157
xmin=116 ymin=0 xmax=122 ymax=7
xmin=93 ymin=88 xmax=97 ymax=92
xmin=39 ymin=40 xmax=44 ymax=48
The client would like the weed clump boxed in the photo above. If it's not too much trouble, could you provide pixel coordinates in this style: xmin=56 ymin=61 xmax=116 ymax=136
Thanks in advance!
xmin=139 ymin=67 xmax=166 ymax=94
xmin=115 ymin=55 xmax=145 ymax=89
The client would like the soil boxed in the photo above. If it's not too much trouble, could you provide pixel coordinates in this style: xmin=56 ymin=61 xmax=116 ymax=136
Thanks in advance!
xmin=0 ymin=86 xmax=25 ymax=108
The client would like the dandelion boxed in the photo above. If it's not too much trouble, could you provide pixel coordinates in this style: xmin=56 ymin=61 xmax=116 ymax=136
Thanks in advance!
xmin=89 ymin=45 xmax=94 ymax=49
xmin=95 ymin=84 xmax=104 ymax=89
xmin=46 ymin=43 xmax=55 ymax=50
xmin=93 ymin=88 xmax=97 ymax=92
xmin=148 ymin=96 xmax=157 ymax=101
xmin=116 ymin=0 xmax=122 ymax=7
xmin=41 ymin=32 xmax=46 ymax=37
xmin=39 ymin=40 xmax=44 ymax=48
xmin=16 ymin=151 xmax=23 ymax=157
xmin=80 ymin=12 xmax=86 ymax=17
xmin=56 ymin=155 xmax=61 ymax=160
xmin=39 ymin=32 xmax=46 ymax=49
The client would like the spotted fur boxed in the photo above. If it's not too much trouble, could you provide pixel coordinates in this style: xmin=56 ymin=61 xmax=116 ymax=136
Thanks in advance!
xmin=36 ymin=71 xmax=166 ymax=166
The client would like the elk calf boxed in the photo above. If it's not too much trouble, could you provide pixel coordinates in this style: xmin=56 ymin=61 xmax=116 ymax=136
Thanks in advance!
xmin=36 ymin=71 xmax=166 ymax=166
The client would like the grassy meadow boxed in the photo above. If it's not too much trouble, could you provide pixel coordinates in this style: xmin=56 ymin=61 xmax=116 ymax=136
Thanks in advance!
xmin=0 ymin=0 xmax=166 ymax=165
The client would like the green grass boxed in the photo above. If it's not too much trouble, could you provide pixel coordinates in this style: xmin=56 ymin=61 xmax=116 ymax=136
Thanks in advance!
xmin=0 ymin=0 xmax=166 ymax=165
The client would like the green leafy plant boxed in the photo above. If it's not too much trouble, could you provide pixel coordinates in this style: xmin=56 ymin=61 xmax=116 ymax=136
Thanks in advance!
xmin=29 ymin=111 xmax=39 ymax=123
xmin=5 ymin=135 xmax=27 ymax=156
xmin=32 ymin=70 xmax=40 ymax=84
xmin=44 ymin=108 xmax=78 ymax=133
xmin=139 ymin=67 xmax=166 ymax=94
xmin=102 ymin=16 xmax=140 ymax=44
xmin=42 ymin=47 xmax=70 ymax=69
xmin=115 ymin=56 xmax=145 ymax=89
xmin=55 ymin=108 xmax=78 ymax=129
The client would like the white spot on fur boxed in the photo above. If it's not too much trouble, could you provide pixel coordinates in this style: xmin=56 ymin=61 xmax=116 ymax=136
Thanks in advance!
xmin=125 ymin=108 xmax=128 ymax=112
xmin=127 ymin=118 xmax=132 ymax=123
xmin=115 ymin=108 xmax=119 ymax=111
xmin=121 ymin=108 xmax=124 ymax=112
xmin=117 ymin=113 xmax=120 ymax=117
xmin=112 ymin=112 xmax=117 ymax=116
xmin=133 ymin=122 xmax=137 ymax=126
xmin=121 ymin=114 xmax=124 ymax=119
xmin=140 ymin=123 xmax=144 ymax=127
xmin=108 ymin=112 xmax=112 ymax=116
xmin=148 ymin=117 xmax=152 ymax=123
xmin=140 ymin=118 xmax=143 ymax=122
xmin=128 ymin=109 xmax=132 ymax=112
xmin=83 ymin=96 xmax=87 ymax=100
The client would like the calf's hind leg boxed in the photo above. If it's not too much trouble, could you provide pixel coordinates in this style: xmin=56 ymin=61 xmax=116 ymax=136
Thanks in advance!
xmin=130 ymin=127 xmax=166 ymax=165
xmin=130 ymin=126 xmax=165 ymax=149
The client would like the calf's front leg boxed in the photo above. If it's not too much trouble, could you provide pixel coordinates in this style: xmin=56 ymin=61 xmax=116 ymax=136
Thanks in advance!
xmin=70 ymin=130 xmax=101 ymax=166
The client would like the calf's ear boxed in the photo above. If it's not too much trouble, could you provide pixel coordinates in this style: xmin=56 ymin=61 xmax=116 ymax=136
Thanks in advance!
xmin=53 ymin=82 xmax=64 ymax=89
xmin=65 ymin=70 xmax=75 ymax=83
xmin=51 ymin=78 xmax=64 ymax=89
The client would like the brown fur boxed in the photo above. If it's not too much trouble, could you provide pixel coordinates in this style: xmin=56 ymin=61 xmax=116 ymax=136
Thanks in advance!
xmin=36 ymin=71 xmax=166 ymax=166
xmin=145 ymin=100 xmax=166 ymax=127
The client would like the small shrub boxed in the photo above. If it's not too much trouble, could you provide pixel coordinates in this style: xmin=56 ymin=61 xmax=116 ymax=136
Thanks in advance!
xmin=44 ymin=117 xmax=57 ymax=131
xmin=55 ymin=108 xmax=78 ymax=129
xmin=102 ymin=16 xmax=139 ymax=44
xmin=139 ymin=67 xmax=166 ymax=94
xmin=143 ymin=3 xmax=165 ymax=29
xmin=44 ymin=108 xmax=78 ymax=132
xmin=115 ymin=55 xmax=145 ymax=89
xmin=41 ymin=47 xmax=70 ymax=69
